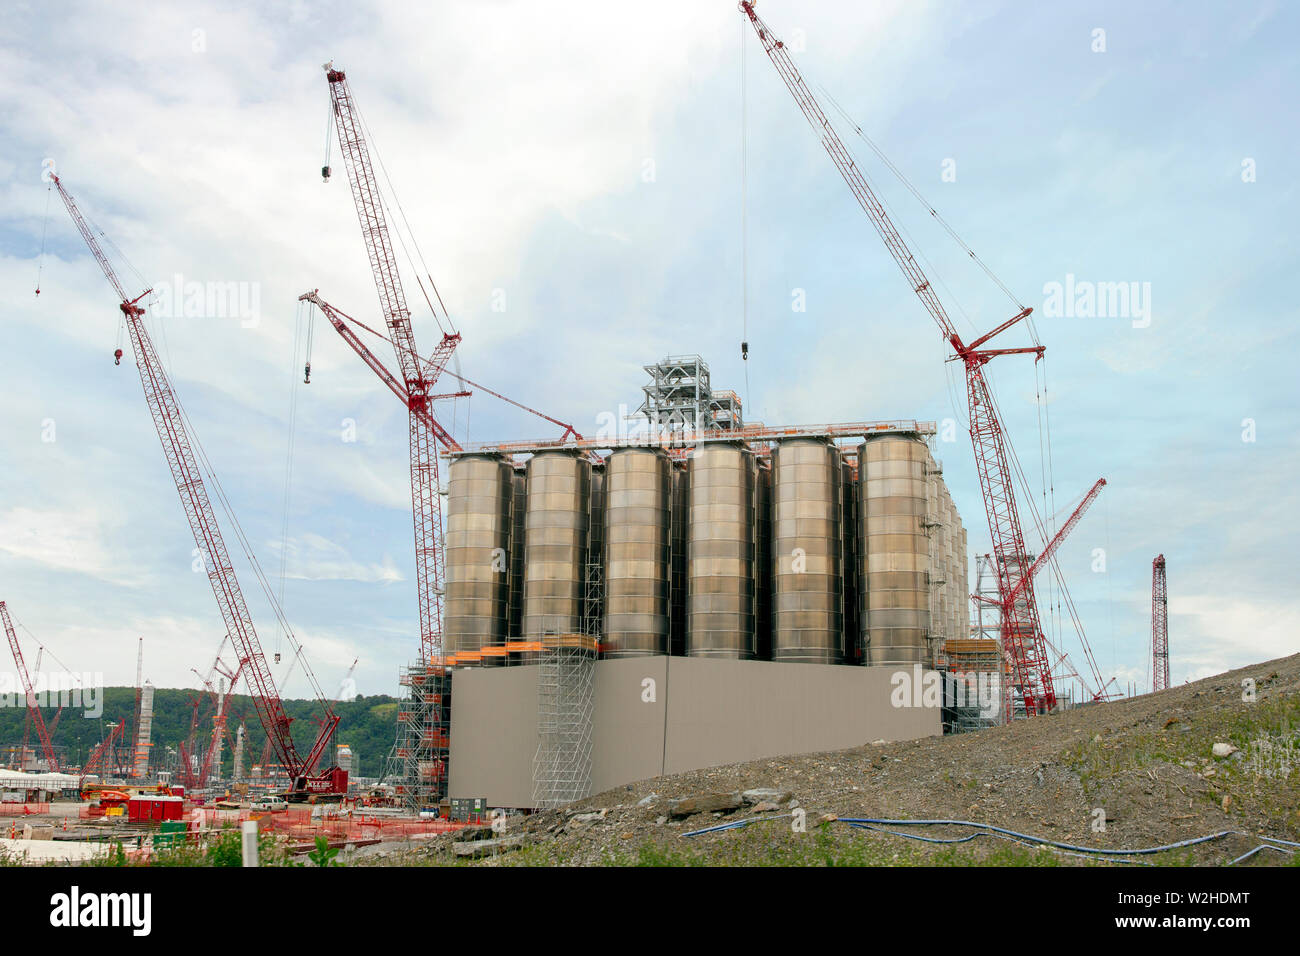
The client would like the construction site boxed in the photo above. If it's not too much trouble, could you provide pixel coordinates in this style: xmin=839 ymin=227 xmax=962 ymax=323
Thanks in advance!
xmin=1 ymin=2 xmax=1294 ymax=881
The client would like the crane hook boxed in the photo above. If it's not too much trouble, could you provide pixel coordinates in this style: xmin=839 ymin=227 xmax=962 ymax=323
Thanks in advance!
xmin=303 ymin=361 xmax=312 ymax=384
xmin=322 ymin=165 xmax=331 ymax=182
xmin=741 ymin=340 xmax=749 ymax=361
xmin=114 ymin=348 xmax=123 ymax=366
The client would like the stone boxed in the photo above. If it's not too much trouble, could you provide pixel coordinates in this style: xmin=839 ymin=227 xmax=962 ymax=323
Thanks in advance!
xmin=636 ymin=793 xmax=659 ymax=807
xmin=452 ymin=835 xmax=525 ymax=858
xmin=1212 ymin=743 xmax=1238 ymax=759
xmin=742 ymin=788 xmax=792 ymax=806
xmin=751 ymin=802 xmax=781 ymax=813
xmin=666 ymin=792 xmax=743 ymax=818
xmin=570 ymin=810 xmax=607 ymax=824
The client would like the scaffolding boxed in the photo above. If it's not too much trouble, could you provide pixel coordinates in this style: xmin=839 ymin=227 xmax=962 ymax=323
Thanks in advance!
xmin=394 ymin=662 xmax=450 ymax=812
xmin=531 ymin=636 xmax=597 ymax=810
xmin=638 ymin=355 xmax=743 ymax=435
xmin=944 ymin=553 xmax=1014 ymax=728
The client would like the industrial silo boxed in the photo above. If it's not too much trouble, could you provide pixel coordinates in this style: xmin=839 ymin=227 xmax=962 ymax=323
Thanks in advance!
xmin=669 ymin=460 xmax=688 ymax=656
xmin=602 ymin=448 xmax=671 ymax=656
xmin=586 ymin=461 xmax=606 ymax=636
xmin=686 ymin=442 xmax=756 ymax=659
xmin=508 ymin=467 xmax=526 ymax=638
xmin=444 ymin=453 xmax=514 ymax=664
xmin=841 ymin=456 xmax=859 ymax=663
xmin=754 ymin=457 xmax=773 ymax=661
xmin=938 ymin=480 xmax=954 ymax=664
xmin=859 ymin=435 xmax=930 ymax=666
xmin=771 ymin=438 xmax=843 ymax=664
xmin=522 ymin=450 xmax=591 ymax=640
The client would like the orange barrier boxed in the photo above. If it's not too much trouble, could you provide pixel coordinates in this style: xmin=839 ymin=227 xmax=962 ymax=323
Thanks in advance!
xmin=0 ymin=803 xmax=49 ymax=816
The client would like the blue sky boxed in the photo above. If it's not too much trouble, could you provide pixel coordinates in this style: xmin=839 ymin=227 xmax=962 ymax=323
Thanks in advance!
xmin=1 ymin=0 xmax=1295 ymax=701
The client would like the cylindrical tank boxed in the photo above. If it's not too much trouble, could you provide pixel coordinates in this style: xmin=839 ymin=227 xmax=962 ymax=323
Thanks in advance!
xmin=859 ymin=435 xmax=929 ymax=666
xmin=444 ymin=454 xmax=514 ymax=664
xmin=508 ymin=468 xmax=526 ymax=638
xmin=522 ymin=450 xmax=591 ymax=639
xmin=956 ymin=521 xmax=968 ymax=638
xmin=602 ymin=448 xmax=671 ymax=656
xmin=669 ymin=461 xmax=688 ymax=655
xmin=771 ymin=438 xmax=843 ymax=664
xmin=754 ymin=458 xmax=773 ymax=661
xmin=686 ymin=443 xmax=756 ymax=659
xmin=841 ymin=457 xmax=859 ymax=663
xmin=587 ymin=462 xmax=606 ymax=636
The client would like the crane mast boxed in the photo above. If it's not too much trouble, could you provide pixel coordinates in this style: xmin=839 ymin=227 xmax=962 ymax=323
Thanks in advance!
xmin=1 ymin=601 xmax=59 ymax=772
xmin=1151 ymin=555 xmax=1169 ymax=692
xmin=740 ymin=2 xmax=1058 ymax=712
xmin=49 ymin=174 xmax=342 ymax=795
xmin=324 ymin=63 xmax=460 ymax=665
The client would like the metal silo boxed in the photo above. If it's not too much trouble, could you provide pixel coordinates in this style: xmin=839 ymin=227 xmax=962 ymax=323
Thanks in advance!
xmin=585 ymin=462 xmax=606 ymax=637
xmin=602 ymin=448 xmax=671 ymax=656
xmin=444 ymin=453 xmax=514 ymax=665
xmin=686 ymin=442 xmax=756 ymax=659
xmin=859 ymin=435 xmax=929 ymax=666
xmin=754 ymin=457 xmax=773 ymax=661
xmin=771 ymin=438 xmax=843 ymax=664
xmin=508 ymin=468 xmax=526 ymax=638
xmin=669 ymin=460 xmax=688 ymax=655
xmin=842 ymin=456 xmax=859 ymax=663
xmin=522 ymin=450 xmax=591 ymax=639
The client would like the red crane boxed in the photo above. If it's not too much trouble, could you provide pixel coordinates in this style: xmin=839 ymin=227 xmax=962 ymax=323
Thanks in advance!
xmin=79 ymin=719 xmax=126 ymax=791
xmin=1151 ymin=554 xmax=1169 ymax=692
xmin=317 ymin=62 xmax=460 ymax=667
xmin=48 ymin=173 xmax=344 ymax=798
xmin=742 ymin=3 xmax=1060 ymax=713
xmin=1 ymin=602 xmax=59 ymax=772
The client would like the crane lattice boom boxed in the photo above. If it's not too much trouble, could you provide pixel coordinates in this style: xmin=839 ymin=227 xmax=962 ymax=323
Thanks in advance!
xmin=1 ymin=601 xmax=59 ymax=772
xmin=1152 ymin=554 xmax=1169 ymax=692
xmin=323 ymin=63 xmax=460 ymax=664
xmin=741 ymin=2 xmax=1058 ymax=712
xmin=49 ymin=174 xmax=342 ymax=794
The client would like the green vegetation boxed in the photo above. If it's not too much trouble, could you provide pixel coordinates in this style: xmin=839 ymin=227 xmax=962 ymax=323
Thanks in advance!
xmin=1061 ymin=693 xmax=1300 ymax=835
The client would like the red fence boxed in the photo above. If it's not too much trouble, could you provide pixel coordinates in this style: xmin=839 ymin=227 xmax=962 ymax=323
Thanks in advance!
xmin=0 ymin=803 xmax=49 ymax=816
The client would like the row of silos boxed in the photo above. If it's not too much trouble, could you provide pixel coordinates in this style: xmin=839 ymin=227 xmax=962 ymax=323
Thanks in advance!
xmin=443 ymin=435 xmax=967 ymax=667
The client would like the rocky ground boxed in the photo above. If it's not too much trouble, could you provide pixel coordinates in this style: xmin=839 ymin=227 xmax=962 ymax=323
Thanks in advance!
xmin=354 ymin=654 xmax=1300 ymax=867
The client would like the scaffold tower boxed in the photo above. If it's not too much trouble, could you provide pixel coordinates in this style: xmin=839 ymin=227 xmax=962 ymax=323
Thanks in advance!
xmin=531 ymin=635 xmax=596 ymax=809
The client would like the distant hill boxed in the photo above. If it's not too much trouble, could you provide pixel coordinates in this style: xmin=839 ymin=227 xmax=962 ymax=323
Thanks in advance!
xmin=0 ymin=686 xmax=401 ymax=778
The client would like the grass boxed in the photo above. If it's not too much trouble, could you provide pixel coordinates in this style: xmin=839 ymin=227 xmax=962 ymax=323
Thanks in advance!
xmin=1059 ymin=692 xmax=1300 ymax=837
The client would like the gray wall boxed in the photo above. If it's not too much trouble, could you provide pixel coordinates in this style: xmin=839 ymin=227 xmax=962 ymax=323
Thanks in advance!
xmin=448 ymin=657 xmax=941 ymax=808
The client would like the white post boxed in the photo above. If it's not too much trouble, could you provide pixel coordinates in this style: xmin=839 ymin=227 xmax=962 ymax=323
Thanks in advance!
xmin=241 ymin=819 xmax=259 ymax=867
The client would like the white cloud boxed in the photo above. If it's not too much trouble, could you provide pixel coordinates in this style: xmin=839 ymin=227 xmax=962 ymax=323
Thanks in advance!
xmin=269 ymin=532 xmax=404 ymax=584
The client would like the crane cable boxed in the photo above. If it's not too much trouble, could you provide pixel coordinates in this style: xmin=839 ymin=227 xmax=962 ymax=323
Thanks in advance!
xmin=740 ymin=15 xmax=751 ymax=414
xmin=275 ymin=299 xmax=308 ymax=664
xmin=34 ymin=183 xmax=52 ymax=295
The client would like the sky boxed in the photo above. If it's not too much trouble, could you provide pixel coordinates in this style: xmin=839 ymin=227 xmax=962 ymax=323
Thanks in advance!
xmin=0 ymin=0 xmax=1296 ymax=704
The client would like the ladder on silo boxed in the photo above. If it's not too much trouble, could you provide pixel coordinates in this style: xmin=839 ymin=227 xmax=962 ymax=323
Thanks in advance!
xmin=531 ymin=635 xmax=596 ymax=809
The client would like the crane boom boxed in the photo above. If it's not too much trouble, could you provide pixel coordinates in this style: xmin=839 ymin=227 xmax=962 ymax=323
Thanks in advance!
xmin=1151 ymin=555 xmax=1169 ymax=692
xmin=49 ymin=174 xmax=342 ymax=795
xmin=1 ymin=602 xmax=59 ymax=772
xmin=741 ymin=2 xmax=1058 ymax=712
xmin=1014 ymin=478 xmax=1107 ymax=601
xmin=79 ymin=719 xmax=125 ymax=790
xmin=324 ymin=62 xmax=460 ymax=665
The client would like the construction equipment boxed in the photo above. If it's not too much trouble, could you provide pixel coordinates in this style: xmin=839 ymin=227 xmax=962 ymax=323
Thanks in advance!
xmin=1152 ymin=554 xmax=1169 ymax=692
xmin=79 ymin=719 xmax=126 ymax=791
xmin=48 ymin=173 xmax=345 ymax=799
xmin=741 ymin=3 xmax=1086 ymax=713
xmin=1 ymin=601 xmax=59 ymax=772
